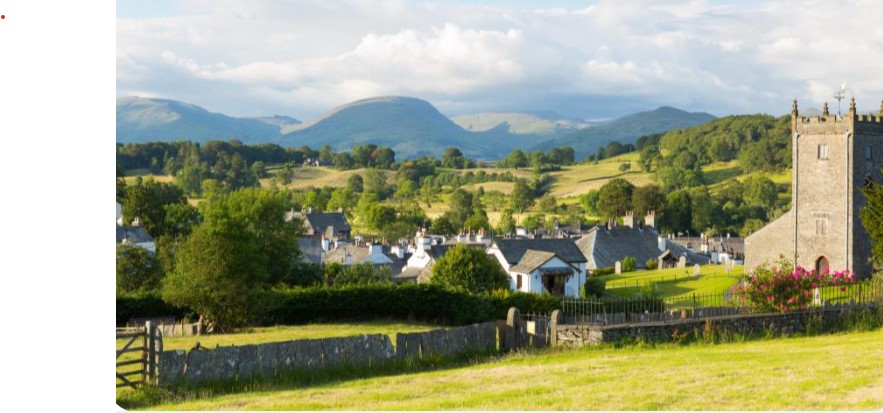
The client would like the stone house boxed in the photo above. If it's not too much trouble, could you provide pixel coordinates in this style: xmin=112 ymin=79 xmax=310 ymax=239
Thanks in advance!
xmin=745 ymin=99 xmax=883 ymax=277
xmin=322 ymin=243 xmax=406 ymax=274
xmin=488 ymin=238 xmax=587 ymax=297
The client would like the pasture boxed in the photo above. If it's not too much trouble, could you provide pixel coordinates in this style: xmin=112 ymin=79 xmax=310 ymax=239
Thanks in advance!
xmin=137 ymin=328 xmax=883 ymax=410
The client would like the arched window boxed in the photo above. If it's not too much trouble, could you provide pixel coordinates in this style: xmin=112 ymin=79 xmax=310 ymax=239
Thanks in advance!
xmin=815 ymin=256 xmax=830 ymax=274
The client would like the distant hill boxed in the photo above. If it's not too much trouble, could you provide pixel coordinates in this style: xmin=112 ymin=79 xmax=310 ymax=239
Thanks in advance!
xmin=278 ymin=96 xmax=537 ymax=160
xmin=451 ymin=111 xmax=592 ymax=137
xmin=116 ymin=97 xmax=299 ymax=143
xmin=534 ymin=106 xmax=716 ymax=158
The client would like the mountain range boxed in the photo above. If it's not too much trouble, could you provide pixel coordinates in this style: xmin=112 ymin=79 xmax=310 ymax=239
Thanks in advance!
xmin=116 ymin=96 xmax=716 ymax=160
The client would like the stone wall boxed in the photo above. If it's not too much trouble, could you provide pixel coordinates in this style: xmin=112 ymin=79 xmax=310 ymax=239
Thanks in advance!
xmin=555 ymin=303 xmax=874 ymax=347
xmin=157 ymin=321 xmax=498 ymax=386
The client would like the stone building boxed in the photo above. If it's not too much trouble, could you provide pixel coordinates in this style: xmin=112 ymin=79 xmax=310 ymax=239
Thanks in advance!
xmin=744 ymin=98 xmax=883 ymax=277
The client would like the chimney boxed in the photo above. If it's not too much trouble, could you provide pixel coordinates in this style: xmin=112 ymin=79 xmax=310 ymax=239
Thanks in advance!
xmin=337 ymin=207 xmax=344 ymax=213
xmin=131 ymin=217 xmax=141 ymax=227
xmin=644 ymin=210 xmax=656 ymax=229
xmin=369 ymin=243 xmax=383 ymax=255
xmin=344 ymin=250 xmax=352 ymax=266
xmin=658 ymin=236 xmax=666 ymax=252
xmin=623 ymin=211 xmax=634 ymax=229
xmin=307 ymin=206 xmax=314 ymax=214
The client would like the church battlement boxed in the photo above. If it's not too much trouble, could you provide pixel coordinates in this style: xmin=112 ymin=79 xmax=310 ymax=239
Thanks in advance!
xmin=792 ymin=98 xmax=883 ymax=133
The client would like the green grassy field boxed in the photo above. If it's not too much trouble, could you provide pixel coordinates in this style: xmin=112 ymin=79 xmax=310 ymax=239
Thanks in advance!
xmin=136 ymin=328 xmax=883 ymax=410
xmin=599 ymin=265 xmax=744 ymax=299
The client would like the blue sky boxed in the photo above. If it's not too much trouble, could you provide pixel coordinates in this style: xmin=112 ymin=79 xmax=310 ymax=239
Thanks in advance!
xmin=117 ymin=0 xmax=883 ymax=120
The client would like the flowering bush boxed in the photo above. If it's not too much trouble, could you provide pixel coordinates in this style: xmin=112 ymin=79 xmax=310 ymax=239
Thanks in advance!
xmin=734 ymin=256 xmax=855 ymax=313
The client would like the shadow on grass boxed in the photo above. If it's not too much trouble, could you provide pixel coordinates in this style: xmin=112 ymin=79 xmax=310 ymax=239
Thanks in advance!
xmin=117 ymin=349 xmax=507 ymax=410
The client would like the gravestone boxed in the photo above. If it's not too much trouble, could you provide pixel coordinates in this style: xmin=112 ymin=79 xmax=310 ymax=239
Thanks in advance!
xmin=693 ymin=264 xmax=701 ymax=276
xmin=677 ymin=256 xmax=687 ymax=268
xmin=615 ymin=261 xmax=622 ymax=275
xmin=813 ymin=288 xmax=821 ymax=306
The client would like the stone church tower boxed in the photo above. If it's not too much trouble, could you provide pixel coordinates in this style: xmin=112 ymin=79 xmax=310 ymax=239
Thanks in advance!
xmin=744 ymin=98 xmax=883 ymax=277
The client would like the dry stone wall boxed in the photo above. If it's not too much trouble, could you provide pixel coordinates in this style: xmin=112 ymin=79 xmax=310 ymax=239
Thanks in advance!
xmin=157 ymin=321 xmax=498 ymax=387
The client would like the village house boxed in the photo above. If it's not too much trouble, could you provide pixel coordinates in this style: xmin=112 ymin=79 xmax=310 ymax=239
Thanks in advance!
xmin=116 ymin=219 xmax=156 ymax=253
xmin=394 ymin=229 xmax=489 ymax=283
xmin=488 ymin=238 xmax=587 ymax=297
xmin=576 ymin=211 xmax=710 ymax=272
xmin=322 ymin=242 xmax=406 ymax=274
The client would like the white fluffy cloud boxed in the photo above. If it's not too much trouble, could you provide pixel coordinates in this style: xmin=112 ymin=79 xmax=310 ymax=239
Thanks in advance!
xmin=117 ymin=0 xmax=883 ymax=119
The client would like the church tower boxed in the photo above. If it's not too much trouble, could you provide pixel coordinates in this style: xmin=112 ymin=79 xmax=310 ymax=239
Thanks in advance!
xmin=745 ymin=98 xmax=883 ymax=277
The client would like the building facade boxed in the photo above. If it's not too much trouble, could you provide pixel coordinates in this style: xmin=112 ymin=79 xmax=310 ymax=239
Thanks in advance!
xmin=745 ymin=99 xmax=883 ymax=277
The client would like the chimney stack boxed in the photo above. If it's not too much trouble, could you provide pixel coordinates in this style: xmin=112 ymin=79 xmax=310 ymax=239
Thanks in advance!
xmin=644 ymin=210 xmax=656 ymax=229
xmin=623 ymin=211 xmax=634 ymax=229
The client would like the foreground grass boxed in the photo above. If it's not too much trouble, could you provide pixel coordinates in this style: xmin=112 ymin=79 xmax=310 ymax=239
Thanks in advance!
xmin=138 ymin=328 xmax=883 ymax=410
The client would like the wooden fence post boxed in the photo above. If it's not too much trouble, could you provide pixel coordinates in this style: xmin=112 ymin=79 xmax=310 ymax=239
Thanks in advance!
xmin=506 ymin=307 xmax=521 ymax=350
xmin=146 ymin=321 xmax=156 ymax=384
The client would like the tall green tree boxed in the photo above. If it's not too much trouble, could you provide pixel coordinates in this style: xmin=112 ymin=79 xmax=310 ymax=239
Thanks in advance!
xmin=431 ymin=244 xmax=508 ymax=293
xmin=122 ymin=178 xmax=188 ymax=237
xmin=597 ymin=178 xmax=635 ymax=220
xmin=116 ymin=244 xmax=163 ymax=294
xmin=860 ymin=171 xmax=883 ymax=271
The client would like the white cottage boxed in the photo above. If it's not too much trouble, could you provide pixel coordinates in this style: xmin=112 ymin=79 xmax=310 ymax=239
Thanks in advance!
xmin=488 ymin=238 xmax=587 ymax=297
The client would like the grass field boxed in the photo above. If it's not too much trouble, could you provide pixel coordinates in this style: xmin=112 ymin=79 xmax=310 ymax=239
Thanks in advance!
xmin=599 ymin=264 xmax=744 ymax=299
xmin=137 ymin=328 xmax=883 ymax=410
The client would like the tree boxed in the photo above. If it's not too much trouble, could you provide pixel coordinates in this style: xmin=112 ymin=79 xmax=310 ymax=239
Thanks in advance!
xmin=860 ymin=170 xmax=883 ymax=271
xmin=441 ymin=147 xmax=465 ymax=169
xmin=689 ymin=187 xmax=714 ymax=233
xmin=162 ymin=220 xmax=266 ymax=331
xmin=250 ymin=161 xmax=266 ymax=179
xmin=331 ymin=263 xmax=392 ymax=286
xmin=743 ymin=175 xmax=778 ymax=212
xmin=431 ymin=244 xmax=509 ymax=293
xmin=497 ymin=209 xmax=516 ymax=235
xmin=122 ymin=178 xmax=188 ymax=237
xmin=116 ymin=244 xmax=163 ymax=294
xmin=510 ymin=179 xmax=535 ymax=213
xmin=579 ymin=190 xmax=600 ymax=216
xmin=432 ymin=214 xmax=457 ymax=235
xmin=662 ymin=190 xmax=692 ymax=234
xmin=622 ymin=256 xmax=637 ymax=272
xmin=619 ymin=163 xmax=631 ymax=173
xmin=597 ymin=178 xmax=635 ymax=220
xmin=346 ymin=173 xmax=364 ymax=193
xmin=363 ymin=204 xmax=397 ymax=231
xmin=632 ymin=184 xmax=666 ymax=217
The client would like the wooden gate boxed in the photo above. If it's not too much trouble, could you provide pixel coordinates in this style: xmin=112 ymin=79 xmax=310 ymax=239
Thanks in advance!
xmin=116 ymin=321 xmax=162 ymax=389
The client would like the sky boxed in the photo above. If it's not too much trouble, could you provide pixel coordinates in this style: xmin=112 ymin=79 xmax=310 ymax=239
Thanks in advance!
xmin=117 ymin=0 xmax=883 ymax=120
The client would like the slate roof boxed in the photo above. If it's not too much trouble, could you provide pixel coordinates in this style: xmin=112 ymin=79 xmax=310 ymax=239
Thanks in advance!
xmin=303 ymin=212 xmax=351 ymax=235
xmin=510 ymin=250 xmax=558 ymax=273
xmin=323 ymin=244 xmax=405 ymax=274
xmin=492 ymin=238 xmax=587 ymax=264
xmin=576 ymin=226 xmax=709 ymax=270
xmin=116 ymin=226 xmax=154 ymax=244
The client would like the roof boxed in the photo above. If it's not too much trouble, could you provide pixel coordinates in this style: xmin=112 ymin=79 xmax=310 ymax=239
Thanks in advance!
xmin=303 ymin=212 xmax=351 ymax=235
xmin=298 ymin=237 xmax=323 ymax=265
xmin=492 ymin=238 xmax=587 ymax=265
xmin=510 ymin=250 xmax=558 ymax=273
xmin=393 ymin=267 xmax=421 ymax=282
xmin=116 ymin=225 xmax=154 ymax=244
xmin=577 ymin=226 xmax=709 ymax=270
xmin=323 ymin=244 xmax=405 ymax=274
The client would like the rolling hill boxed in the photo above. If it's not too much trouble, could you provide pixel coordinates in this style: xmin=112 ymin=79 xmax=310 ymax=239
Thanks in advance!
xmin=451 ymin=111 xmax=592 ymax=137
xmin=116 ymin=97 xmax=300 ymax=143
xmin=535 ymin=106 xmax=716 ymax=158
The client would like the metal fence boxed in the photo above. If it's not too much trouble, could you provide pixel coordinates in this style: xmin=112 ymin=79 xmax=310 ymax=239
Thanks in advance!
xmin=562 ymin=279 xmax=883 ymax=326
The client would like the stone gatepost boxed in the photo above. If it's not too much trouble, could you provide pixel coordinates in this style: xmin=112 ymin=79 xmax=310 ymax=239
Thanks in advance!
xmin=550 ymin=310 xmax=563 ymax=346
xmin=506 ymin=307 xmax=521 ymax=350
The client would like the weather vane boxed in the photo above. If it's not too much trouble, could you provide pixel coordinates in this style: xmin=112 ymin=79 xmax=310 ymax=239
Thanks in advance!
xmin=833 ymin=82 xmax=847 ymax=116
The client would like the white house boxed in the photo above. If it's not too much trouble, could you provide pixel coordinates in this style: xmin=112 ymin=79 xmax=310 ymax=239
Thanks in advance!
xmin=488 ymin=238 xmax=587 ymax=297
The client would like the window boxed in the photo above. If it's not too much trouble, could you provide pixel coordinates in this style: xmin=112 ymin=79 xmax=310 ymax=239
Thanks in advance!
xmin=815 ymin=219 xmax=827 ymax=236
xmin=517 ymin=274 xmax=522 ymax=290
xmin=865 ymin=145 xmax=873 ymax=160
xmin=818 ymin=144 xmax=829 ymax=160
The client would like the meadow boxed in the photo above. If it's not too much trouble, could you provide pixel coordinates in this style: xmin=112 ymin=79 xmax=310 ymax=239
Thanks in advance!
xmin=599 ymin=264 xmax=744 ymax=298
xmin=133 ymin=328 xmax=883 ymax=410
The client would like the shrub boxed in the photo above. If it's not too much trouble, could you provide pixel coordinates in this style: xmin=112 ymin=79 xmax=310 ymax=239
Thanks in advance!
xmin=116 ymin=292 xmax=192 ymax=327
xmin=645 ymin=258 xmax=658 ymax=270
xmin=584 ymin=277 xmax=606 ymax=298
xmin=592 ymin=267 xmax=615 ymax=276
xmin=735 ymin=256 xmax=855 ymax=313
xmin=622 ymin=256 xmax=637 ymax=272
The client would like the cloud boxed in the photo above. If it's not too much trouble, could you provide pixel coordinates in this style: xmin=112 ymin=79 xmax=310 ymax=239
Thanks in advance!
xmin=117 ymin=0 xmax=883 ymax=119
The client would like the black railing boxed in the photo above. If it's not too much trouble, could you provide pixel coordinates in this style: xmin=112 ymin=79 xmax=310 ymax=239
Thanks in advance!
xmin=562 ymin=279 xmax=882 ymax=326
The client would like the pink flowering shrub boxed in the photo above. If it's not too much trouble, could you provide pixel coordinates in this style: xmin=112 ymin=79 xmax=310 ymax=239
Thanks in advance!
xmin=734 ymin=256 xmax=855 ymax=313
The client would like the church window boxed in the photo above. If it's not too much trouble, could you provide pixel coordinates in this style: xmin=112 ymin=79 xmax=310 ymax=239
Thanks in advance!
xmin=818 ymin=144 xmax=829 ymax=160
xmin=865 ymin=145 xmax=873 ymax=160
xmin=815 ymin=219 xmax=827 ymax=235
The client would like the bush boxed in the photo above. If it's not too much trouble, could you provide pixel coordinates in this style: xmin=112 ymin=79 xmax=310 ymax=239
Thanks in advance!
xmin=645 ymin=258 xmax=658 ymax=270
xmin=622 ymin=256 xmax=637 ymax=272
xmin=592 ymin=267 xmax=615 ymax=276
xmin=584 ymin=278 xmax=606 ymax=298
xmin=116 ymin=292 xmax=192 ymax=327
xmin=735 ymin=256 xmax=855 ymax=313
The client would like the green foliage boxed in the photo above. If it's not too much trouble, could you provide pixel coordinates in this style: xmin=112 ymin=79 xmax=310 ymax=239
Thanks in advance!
xmin=330 ymin=263 xmax=393 ymax=286
xmin=645 ymin=258 xmax=659 ymax=270
xmin=860 ymin=170 xmax=883 ymax=271
xmin=592 ymin=267 xmax=615 ymax=276
xmin=431 ymin=244 xmax=509 ymax=294
xmin=122 ymin=178 xmax=188 ymax=237
xmin=597 ymin=178 xmax=635 ymax=220
xmin=116 ymin=292 xmax=191 ymax=327
xmin=346 ymin=173 xmax=364 ymax=193
xmin=584 ymin=277 xmax=606 ymax=298
xmin=496 ymin=209 xmax=517 ymax=235
xmin=510 ymin=179 xmax=535 ymax=213
xmin=736 ymin=256 xmax=855 ymax=313
xmin=622 ymin=256 xmax=637 ymax=272
xmin=579 ymin=190 xmax=600 ymax=216
xmin=116 ymin=244 xmax=164 ymax=294
xmin=631 ymin=184 xmax=666 ymax=217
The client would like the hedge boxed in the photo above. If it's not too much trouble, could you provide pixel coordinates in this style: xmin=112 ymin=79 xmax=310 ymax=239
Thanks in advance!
xmin=117 ymin=285 xmax=564 ymax=327
xmin=116 ymin=292 xmax=192 ymax=327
